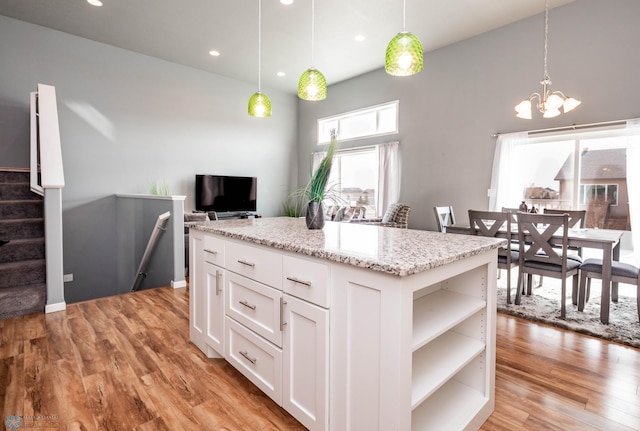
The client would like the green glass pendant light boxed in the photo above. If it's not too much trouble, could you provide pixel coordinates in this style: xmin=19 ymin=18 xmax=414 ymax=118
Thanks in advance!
xmin=248 ymin=0 xmax=272 ymax=117
xmin=298 ymin=0 xmax=327 ymax=100
xmin=385 ymin=0 xmax=423 ymax=76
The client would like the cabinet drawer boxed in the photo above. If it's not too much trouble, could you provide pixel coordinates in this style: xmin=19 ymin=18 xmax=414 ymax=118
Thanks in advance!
xmin=203 ymin=234 xmax=225 ymax=266
xmin=225 ymin=317 xmax=282 ymax=405
xmin=283 ymin=255 xmax=330 ymax=308
xmin=226 ymin=271 xmax=283 ymax=347
xmin=226 ymin=241 xmax=282 ymax=288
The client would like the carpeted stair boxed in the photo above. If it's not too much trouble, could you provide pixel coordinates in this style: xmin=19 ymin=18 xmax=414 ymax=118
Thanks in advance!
xmin=0 ymin=170 xmax=46 ymax=320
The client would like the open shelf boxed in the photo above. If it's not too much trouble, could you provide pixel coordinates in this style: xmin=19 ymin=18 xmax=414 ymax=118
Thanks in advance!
xmin=412 ymin=289 xmax=486 ymax=351
xmin=411 ymin=331 xmax=485 ymax=409
xmin=412 ymin=379 xmax=488 ymax=431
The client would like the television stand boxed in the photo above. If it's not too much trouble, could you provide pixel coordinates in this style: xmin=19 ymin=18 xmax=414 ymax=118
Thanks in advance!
xmin=208 ymin=211 xmax=260 ymax=220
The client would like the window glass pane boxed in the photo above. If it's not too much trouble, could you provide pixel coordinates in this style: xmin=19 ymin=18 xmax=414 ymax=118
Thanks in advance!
xmin=326 ymin=149 xmax=379 ymax=218
xmin=607 ymin=184 xmax=618 ymax=205
xmin=340 ymin=112 xmax=377 ymax=141
xmin=319 ymin=120 xmax=338 ymax=143
xmin=378 ymin=105 xmax=397 ymax=134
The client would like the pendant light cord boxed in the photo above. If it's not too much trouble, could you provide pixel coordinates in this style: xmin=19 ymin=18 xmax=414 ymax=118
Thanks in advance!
xmin=403 ymin=0 xmax=407 ymax=32
xmin=258 ymin=0 xmax=262 ymax=91
xmin=310 ymin=0 xmax=315 ymax=67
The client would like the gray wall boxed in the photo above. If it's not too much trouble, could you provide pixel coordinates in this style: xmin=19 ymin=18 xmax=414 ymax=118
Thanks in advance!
xmin=297 ymin=0 xmax=640 ymax=231
xmin=0 ymin=15 xmax=298 ymax=302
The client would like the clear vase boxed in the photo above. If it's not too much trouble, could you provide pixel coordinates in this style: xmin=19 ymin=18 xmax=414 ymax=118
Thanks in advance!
xmin=305 ymin=201 xmax=325 ymax=229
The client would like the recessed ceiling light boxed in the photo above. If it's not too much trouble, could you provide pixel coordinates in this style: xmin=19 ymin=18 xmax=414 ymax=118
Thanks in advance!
xmin=87 ymin=0 xmax=103 ymax=6
xmin=354 ymin=35 xmax=366 ymax=42
xmin=277 ymin=72 xmax=286 ymax=77
xmin=209 ymin=50 xmax=220 ymax=57
xmin=280 ymin=0 xmax=294 ymax=5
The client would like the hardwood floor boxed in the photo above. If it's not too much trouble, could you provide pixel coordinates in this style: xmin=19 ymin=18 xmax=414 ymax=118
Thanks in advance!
xmin=1 ymin=286 xmax=639 ymax=430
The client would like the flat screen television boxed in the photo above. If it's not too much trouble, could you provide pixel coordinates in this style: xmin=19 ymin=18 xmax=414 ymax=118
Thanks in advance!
xmin=195 ymin=174 xmax=257 ymax=213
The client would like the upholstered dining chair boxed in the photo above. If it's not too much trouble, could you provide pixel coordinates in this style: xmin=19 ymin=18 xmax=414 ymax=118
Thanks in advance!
xmin=434 ymin=205 xmax=455 ymax=233
xmin=350 ymin=202 xmax=411 ymax=228
xmin=469 ymin=210 xmax=518 ymax=304
xmin=516 ymin=213 xmax=581 ymax=319
xmin=578 ymin=258 xmax=640 ymax=322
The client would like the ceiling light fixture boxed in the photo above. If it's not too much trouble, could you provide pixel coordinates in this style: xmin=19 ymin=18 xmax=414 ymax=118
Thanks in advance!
xmin=280 ymin=0 xmax=294 ymax=5
xmin=515 ymin=0 xmax=581 ymax=119
xmin=248 ymin=0 xmax=272 ymax=117
xmin=209 ymin=50 xmax=220 ymax=57
xmin=87 ymin=0 xmax=103 ymax=6
xmin=298 ymin=0 xmax=327 ymax=101
xmin=385 ymin=0 xmax=423 ymax=76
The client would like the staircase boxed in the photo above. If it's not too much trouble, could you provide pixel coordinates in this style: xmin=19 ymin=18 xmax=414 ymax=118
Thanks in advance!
xmin=0 ymin=170 xmax=46 ymax=320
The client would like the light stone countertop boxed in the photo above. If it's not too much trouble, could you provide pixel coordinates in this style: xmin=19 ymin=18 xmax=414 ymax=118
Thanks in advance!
xmin=189 ymin=217 xmax=505 ymax=277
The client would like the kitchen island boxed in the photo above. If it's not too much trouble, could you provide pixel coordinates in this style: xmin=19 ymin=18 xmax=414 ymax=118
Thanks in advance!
xmin=188 ymin=217 xmax=504 ymax=431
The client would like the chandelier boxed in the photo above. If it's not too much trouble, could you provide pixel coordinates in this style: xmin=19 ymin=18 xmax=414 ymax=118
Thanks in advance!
xmin=515 ymin=0 xmax=581 ymax=119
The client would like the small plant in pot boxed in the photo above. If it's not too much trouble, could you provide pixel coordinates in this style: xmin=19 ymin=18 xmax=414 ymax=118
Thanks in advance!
xmin=300 ymin=129 xmax=339 ymax=229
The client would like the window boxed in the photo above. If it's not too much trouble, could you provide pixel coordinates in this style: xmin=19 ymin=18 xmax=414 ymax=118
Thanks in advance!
xmin=490 ymin=124 xmax=639 ymax=232
xmin=317 ymin=101 xmax=398 ymax=144
xmin=327 ymin=147 xmax=379 ymax=217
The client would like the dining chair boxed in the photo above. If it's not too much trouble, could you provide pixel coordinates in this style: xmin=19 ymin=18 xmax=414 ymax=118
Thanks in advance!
xmin=434 ymin=205 xmax=456 ymax=233
xmin=578 ymin=258 xmax=640 ymax=322
xmin=469 ymin=210 xmax=518 ymax=304
xmin=516 ymin=213 xmax=581 ymax=318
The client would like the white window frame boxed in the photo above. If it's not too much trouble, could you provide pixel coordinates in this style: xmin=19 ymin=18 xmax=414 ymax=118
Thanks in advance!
xmin=317 ymin=101 xmax=399 ymax=145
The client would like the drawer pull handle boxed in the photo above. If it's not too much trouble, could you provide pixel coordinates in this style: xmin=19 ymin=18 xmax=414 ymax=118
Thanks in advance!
xmin=239 ymin=300 xmax=256 ymax=310
xmin=280 ymin=297 xmax=288 ymax=331
xmin=239 ymin=350 xmax=257 ymax=365
xmin=204 ymin=249 xmax=218 ymax=255
xmin=215 ymin=270 xmax=222 ymax=296
xmin=237 ymin=260 xmax=255 ymax=268
xmin=286 ymin=276 xmax=312 ymax=287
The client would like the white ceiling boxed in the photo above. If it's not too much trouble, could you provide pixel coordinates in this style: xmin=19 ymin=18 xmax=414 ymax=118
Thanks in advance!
xmin=0 ymin=0 xmax=574 ymax=94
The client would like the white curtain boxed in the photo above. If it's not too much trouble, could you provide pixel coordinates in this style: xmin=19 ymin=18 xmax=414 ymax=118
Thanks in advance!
xmin=626 ymin=120 xmax=640 ymax=265
xmin=488 ymin=132 xmax=528 ymax=211
xmin=377 ymin=141 xmax=400 ymax=217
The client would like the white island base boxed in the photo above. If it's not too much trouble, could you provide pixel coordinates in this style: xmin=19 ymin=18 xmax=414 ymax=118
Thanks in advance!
xmin=189 ymin=219 xmax=498 ymax=431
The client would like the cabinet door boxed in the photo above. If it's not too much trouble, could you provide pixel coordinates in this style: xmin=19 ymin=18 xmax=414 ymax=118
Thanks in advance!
xmin=204 ymin=262 xmax=225 ymax=356
xmin=282 ymin=294 xmax=329 ymax=431
xmin=189 ymin=230 xmax=206 ymax=351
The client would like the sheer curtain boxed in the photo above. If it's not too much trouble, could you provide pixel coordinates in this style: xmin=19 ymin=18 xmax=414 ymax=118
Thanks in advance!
xmin=488 ymin=132 xmax=528 ymax=211
xmin=377 ymin=141 xmax=400 ymax=217
xmin=626 ymin=120 xmax=640 ymax=265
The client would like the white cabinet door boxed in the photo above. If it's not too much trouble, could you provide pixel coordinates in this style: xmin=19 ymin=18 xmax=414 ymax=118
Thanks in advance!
xmin=282 ymin=294 xmax=329 ymax=431
xmin=204 ymin=261 xmax=225 ymax=356
xmin=189 ymin=230 xmax=207 ymax=352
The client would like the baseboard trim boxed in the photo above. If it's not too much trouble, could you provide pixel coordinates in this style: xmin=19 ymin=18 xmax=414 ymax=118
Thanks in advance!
xmin=171 ymin=279 xmax=187 ymax=289
xmin=45 ymin=301 xmax=67 ymax=313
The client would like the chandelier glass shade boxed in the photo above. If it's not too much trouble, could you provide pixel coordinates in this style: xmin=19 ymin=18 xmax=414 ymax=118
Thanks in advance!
xmin=298 ymin=0 xmax=327 ymax=100
xmin=248 ymin=0 xmax=271 ymax=117
xmin=515 ymin=0 xmax=581 ymax=119
xmin=385 ymin=0 xmax=423 ymax=76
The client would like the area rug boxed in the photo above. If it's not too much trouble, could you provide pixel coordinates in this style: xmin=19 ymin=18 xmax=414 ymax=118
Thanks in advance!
xmin=496 ymin=282 xmax=640 ymax=349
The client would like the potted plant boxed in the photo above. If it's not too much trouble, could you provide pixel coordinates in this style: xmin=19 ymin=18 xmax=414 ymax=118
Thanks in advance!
xmin=300 ymin=129 xmax=339 ymax=229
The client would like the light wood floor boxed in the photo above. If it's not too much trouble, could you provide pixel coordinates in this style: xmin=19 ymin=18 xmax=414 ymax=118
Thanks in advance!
xmin=1 ymin=286 xmax=639 ymax=431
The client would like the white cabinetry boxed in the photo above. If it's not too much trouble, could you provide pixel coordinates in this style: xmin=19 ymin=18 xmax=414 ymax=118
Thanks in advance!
xmin=330 ymin=251 xmax=496 ymax=431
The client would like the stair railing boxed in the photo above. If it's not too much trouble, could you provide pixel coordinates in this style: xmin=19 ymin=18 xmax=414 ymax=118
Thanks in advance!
xmin=30 ymin=83 xmax=66 ymax=313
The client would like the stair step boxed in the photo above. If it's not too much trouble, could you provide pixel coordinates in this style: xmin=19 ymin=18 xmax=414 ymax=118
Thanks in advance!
xmin=0 ymin=182 xmax=43 ymax=201
xmin=0 ymin=200 xmax=44 ymax=219
xmin=0 ymin=238 xmax=45 ymax=263
xmin=0 ymin=283 xmax=46 ymax=320
xmin=0 ymin=171 xmax=30 ymax=183
xmin=0 ymin=218 xmax=44 ymax=239
xmin=0 ymin=259 xmax=46 ymax=288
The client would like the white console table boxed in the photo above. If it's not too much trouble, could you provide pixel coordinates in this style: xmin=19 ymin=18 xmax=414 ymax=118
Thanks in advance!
xmin=189 ymin=218 xmax=503 ymax=430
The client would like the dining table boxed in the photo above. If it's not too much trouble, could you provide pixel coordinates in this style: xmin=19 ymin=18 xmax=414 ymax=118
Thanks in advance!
xmin=445 ymin=223 xmax=624 ymax=324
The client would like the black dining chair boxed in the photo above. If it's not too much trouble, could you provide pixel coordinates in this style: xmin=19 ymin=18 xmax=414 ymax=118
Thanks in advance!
xmin=469 ymin=210 xmax=518 ymax=304
xmin=434 ymin=205 xmax=455 ymax=233
xmin=516 ymin=213 xmax=581 ymax=318
xmin=578 ymin=258 xmax=640 ymax=322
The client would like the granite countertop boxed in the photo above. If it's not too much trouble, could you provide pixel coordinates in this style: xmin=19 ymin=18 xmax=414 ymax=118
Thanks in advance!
xmin=190 ymin=217 xmax=505 ymax=277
